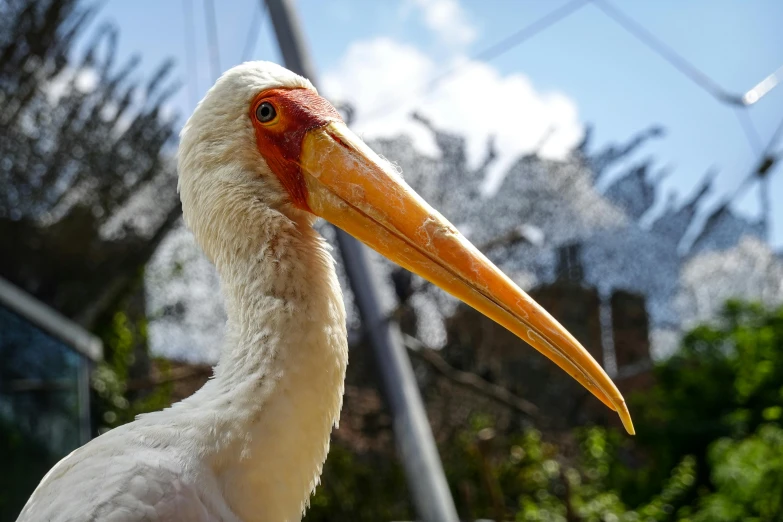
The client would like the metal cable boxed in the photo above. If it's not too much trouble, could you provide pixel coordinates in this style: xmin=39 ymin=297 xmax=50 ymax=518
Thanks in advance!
xmin=358 ymin=0 xmax=589 ymax=123
xmin=590 ymin=0 xmax=743 ymax=106
xmin=241 ymin=1 xmax=269 ymax=62
xmin=203 ymin=0 xmax=221 ymax=80
xmin=182 ymin=0 xmax=199 ymax=108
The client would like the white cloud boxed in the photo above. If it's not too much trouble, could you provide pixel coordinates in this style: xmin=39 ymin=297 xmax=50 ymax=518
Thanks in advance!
xmin=407 ymin=0 xmax=477 ymax=46
xmin=322 ymin=37 xmax=584 ymax=194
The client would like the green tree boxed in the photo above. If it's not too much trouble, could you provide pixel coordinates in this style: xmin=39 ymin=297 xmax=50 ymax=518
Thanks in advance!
xmin=0 ymin=0 xmax=181 ymax=424
xmin=438 ymin=418 xmax=695 ymax=522
xmin=0 ymin=0 xmax=181 ymax=323
xmin=0 ymin=1 xmax=180 ymax=516
xmin=305 ymin=302 xmax=783 ymax=521
xmin=304 ymin=444 xmax=411 ymax=522
xmin=693 ymin=424 xmax=783 ymax=521
xmin=627 ymin=301 xmax=783 ymax=511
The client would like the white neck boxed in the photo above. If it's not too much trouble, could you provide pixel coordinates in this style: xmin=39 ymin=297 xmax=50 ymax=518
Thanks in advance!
xmin=150 ymin=207 xmax=348 ymax=521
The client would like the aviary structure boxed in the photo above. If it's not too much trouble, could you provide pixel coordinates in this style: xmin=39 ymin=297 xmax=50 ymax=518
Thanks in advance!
xmin=18 ymin=62 xmax=633 ymax=522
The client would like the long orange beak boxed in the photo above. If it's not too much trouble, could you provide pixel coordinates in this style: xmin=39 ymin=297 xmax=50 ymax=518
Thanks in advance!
xmin=299 ymin=121 xmax=634 ymax=435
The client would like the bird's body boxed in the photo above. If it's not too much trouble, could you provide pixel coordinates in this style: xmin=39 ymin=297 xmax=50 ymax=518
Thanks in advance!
xmin=19 ymin=61 xmax=632 ymax=522
xmin=20 ymin=180 xmax=347 ymax=522
xmin=20 ymin=63 xmax=346 ymax=522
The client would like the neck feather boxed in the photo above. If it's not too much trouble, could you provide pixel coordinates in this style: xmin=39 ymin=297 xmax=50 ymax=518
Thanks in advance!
xmin=156 ymin=202 xmax=348 ymax=521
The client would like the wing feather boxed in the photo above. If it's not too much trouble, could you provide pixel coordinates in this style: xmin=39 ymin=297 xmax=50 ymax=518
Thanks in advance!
xmin=18 ymin=429 xmax=220 ymax=522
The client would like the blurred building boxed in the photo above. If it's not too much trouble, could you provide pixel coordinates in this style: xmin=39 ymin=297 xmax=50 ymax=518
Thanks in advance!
xmin=0 ymin=276 xmax=102 ymax=519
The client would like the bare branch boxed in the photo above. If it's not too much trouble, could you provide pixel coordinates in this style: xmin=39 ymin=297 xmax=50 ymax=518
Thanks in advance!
xmin=401 ymin=332 xmax=539 ymax=417
xmin=478 ymin=224 xmax=544 ymax=252
xmin=76 ymin=203 xmax=182 ymax=328
xmin=125 ymin=364 xmax=211 ymax=391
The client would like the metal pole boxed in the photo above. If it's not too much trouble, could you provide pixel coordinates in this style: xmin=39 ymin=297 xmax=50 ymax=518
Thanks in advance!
xmin=265 ymin=1 xmax=459 ymax=520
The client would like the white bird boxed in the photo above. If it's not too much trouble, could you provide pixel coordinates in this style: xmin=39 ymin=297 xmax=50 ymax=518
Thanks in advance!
xmin=18 ymin=62 xmax=633 ymax=522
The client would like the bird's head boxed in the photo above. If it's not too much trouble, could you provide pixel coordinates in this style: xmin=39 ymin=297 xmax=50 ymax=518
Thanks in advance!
xmin=178 ymin=61 xmax=634 ymax=434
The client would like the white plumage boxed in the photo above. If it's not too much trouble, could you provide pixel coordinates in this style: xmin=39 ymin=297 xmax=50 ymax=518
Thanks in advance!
xmin=19 ymin=62 xmax=348 ymax=522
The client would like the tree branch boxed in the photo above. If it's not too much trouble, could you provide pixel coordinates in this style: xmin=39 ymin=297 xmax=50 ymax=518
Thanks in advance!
xmin=76 ymin=201 xmax=182 ymax=328
xmin=478 ymin=224 xmax=544 ymax=252
xmin=125 ymin=364 xmax=211 ymax=391
xmin=401 ymin=332 xmax=539 ymax=418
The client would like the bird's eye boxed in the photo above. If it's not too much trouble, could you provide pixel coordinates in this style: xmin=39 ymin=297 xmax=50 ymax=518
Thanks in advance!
xmin=255 ymin=102 xmax=277 ymax=123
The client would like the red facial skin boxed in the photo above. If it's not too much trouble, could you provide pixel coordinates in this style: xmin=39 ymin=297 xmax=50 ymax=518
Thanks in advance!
xmin=250 ymin=88 xmax=343 ymax=212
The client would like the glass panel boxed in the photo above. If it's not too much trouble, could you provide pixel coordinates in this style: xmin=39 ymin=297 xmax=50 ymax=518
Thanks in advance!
xmin=0 ymin=303 xmax=86 ymax=520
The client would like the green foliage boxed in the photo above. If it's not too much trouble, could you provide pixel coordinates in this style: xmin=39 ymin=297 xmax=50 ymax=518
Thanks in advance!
xmin=303 ymin=301 xmax=783 ymax=521
xmin=0 ymin=1 xmax=178 ymax=518
xmin=93 ymin=303 xmax=173 ymax=431
xmin=627 ymin=301 xmax=783 ymax=508
xmin=304 ymin=444 xmax=411 ymax=522
xmin=692 ymin=424 xmax=783 ymax=521
xmin=440 ymin=420 xmax=695 ymax=522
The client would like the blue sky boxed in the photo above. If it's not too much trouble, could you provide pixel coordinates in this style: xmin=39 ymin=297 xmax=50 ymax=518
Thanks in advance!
xmin=92 ymin=0 xmax=783 ymax=248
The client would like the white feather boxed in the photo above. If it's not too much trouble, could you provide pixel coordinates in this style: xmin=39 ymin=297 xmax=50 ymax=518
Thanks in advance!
xmin=18 ymin=62 xmax=348 ymax=522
